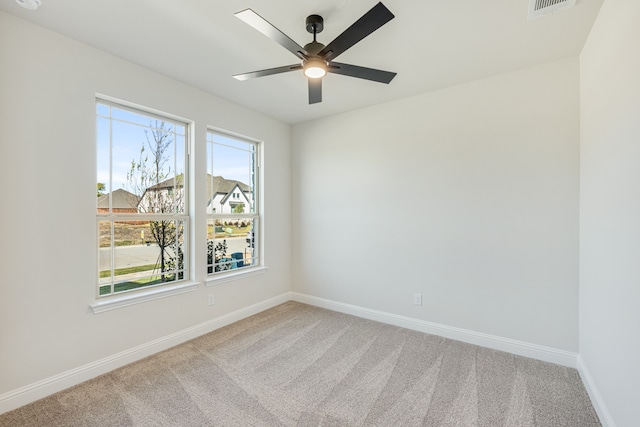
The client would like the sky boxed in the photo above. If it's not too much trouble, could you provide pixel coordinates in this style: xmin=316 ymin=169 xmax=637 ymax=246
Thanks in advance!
xmin=97 ymin=102 xmax=254 ymax=195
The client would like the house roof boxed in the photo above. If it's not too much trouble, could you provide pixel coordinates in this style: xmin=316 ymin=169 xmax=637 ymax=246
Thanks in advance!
xmin=208 ymin=175 xmax=250 ymax=195
xmin=145 ymin=174 xmax=185 ymax=191
xmin=97 ymin=188 xmax=140 ymax=209
xmin=146 ymin=174 xmax=250 ymax=195
xmin=220 ymin=183 xmax=252 ymax=205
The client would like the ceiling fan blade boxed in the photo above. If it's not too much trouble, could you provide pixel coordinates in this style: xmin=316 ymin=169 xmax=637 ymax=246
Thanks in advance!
xmin=235 ymin=9 xmax=307 ymax=60
xmin=308 ymin=78 xmax=322 ymax=104
xmin=233 ymin=64 xmax=303 ymax=81
xmin=318 ymin=2 xmax=394 ymax=62
xmin=328 ymin=62 xmax=396 ymax=84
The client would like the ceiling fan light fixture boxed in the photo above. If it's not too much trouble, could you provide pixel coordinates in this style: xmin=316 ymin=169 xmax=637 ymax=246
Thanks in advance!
xmin=303 ymin=58 xmax=327 ymax=79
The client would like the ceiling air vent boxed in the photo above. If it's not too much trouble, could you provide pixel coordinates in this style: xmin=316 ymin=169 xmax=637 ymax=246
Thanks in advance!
xmin=528 ymin=0 xmax=576 ymax=20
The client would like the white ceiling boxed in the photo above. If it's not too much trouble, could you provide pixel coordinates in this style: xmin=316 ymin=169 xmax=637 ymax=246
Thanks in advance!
xmin=1 ymin=0 xmax=603 ymax=124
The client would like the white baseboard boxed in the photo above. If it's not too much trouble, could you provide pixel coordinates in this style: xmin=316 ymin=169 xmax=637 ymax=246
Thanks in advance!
xmin=0 ymin=291 xmax=581 ymax=416
xmin=577 ymin=355 xmax=616 ymax=427
xmin=0 ymin=292 xmax=292 ymax=415
xmin=291 ymin=292 xmax=578 ymax=368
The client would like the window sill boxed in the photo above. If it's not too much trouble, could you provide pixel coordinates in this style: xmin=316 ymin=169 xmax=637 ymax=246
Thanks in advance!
xmin=206 ymin=266 xmax=268 ymax=286
xmin=91 ymin=281 xmax=200 ymax=314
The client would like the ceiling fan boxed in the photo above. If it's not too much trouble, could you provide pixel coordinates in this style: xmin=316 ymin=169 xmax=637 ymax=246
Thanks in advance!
xmin=233 ymin=2 xmax=397 ymax=104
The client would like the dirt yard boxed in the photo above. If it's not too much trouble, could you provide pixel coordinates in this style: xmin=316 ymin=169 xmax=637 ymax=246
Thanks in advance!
xmin=99 ymin=221 xmax=251 ymax=247
xmin=98 ymin=222 xmax=151 ymax=248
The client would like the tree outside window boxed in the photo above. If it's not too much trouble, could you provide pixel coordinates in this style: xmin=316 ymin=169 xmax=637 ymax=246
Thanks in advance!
xmin=96 ymin=100 xmax=188 ymax=296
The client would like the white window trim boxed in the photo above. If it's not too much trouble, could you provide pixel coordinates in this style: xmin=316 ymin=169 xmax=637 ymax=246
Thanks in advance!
xmin=90 ymin=280 xmax=200 ymax=314
xmin=205 ymin=266 xmax=268 ymax=287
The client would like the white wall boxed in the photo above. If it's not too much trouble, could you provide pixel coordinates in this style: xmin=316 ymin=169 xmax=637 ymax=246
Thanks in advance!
xmin=292 ymin=58 xmax=580 ymax=351
xmin=579 ymin=0 xmax=640 ymax=425
xmin=10 ymin=3 xmax=640 ymax=420
xmin=0 ymin=10 xmax=291 ymax=401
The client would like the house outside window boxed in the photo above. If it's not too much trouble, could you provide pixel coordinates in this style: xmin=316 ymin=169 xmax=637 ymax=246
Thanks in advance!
xmin=206 ymin=130 xmax=260 ymax=274
xmin=96 ymin=99 xmax=189 ymax=297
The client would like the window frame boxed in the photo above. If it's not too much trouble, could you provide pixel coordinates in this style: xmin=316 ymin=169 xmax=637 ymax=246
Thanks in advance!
xmin=95 ymin=97 xmax=192 ymax=300
xmin=205 ymin=128 xmax=262 ymax=282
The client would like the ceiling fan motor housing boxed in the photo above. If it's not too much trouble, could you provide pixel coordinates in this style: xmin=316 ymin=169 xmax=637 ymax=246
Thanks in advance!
xmin=304 ymin=41 xmax=325 ymax=56
xmin=306 ymin=15 xmax=324 ymax=34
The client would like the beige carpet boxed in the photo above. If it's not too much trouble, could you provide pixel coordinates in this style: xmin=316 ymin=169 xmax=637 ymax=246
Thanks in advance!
xmin=0 ymin=301 xmax=600 ymax=426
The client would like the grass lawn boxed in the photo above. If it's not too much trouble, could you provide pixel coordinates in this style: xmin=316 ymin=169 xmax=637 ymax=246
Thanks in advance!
xmin=99 ymin=275 xmax=169 ymax=296
xmin=208 ymin=224 xmax=251 ymax=239
xmin=99 ymin=263 xmax=158 ymax=278
xmin=98 ymin=263 xmax=184 ymax=295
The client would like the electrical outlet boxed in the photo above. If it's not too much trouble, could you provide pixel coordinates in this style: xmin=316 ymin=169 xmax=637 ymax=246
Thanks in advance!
xmin=413 ymin=293 xmax=422 ymax=306
xmin=208 ymin=293 xmax=215 ymax=306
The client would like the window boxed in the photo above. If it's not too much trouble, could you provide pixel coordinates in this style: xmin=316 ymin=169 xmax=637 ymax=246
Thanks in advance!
xmin=96 ymin=100 xmax=189 ymax=297
xmin=206 ymin=130 xmax=260 ymax=275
